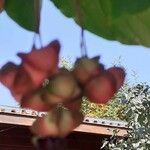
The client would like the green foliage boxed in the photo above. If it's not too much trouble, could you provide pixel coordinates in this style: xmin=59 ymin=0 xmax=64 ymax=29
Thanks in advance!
xmin=111 ymin=0 xmax=150 ymax=16
xmin=5 ymin=0 xmax=37 ymax=31
xmin=81 ymin=97 xmax=126 ymax=120
xmin=52 ymin=0 xmax=150 ymax=47
xmin=102 ymin=83 xmax=150 ymax=150
xmin=60 ymin=57 xmax=73 ymax=70
xmin=1 ymin=1 xmax=150 ymax=47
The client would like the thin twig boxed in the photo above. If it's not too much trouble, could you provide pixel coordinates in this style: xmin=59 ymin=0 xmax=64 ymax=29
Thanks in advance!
xmin=80 ymin=27 xmax=88 ymax=57
xmin=32 ymin=0 xmax=42 ymax=48
xmin=74 ymin=0 xmax=88 ymax=57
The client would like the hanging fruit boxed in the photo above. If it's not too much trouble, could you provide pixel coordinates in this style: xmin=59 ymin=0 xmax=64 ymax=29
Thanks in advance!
xmin=17 ymin=40 xmax=60 ymax=87
xmin=31 ymin=107 xmax=83 ymax=137
xmin=20 ymin=89 xmax=53 ymax=112
xmin=73 ymin=56 xmax=104 ymax=85
xmin=85 ymin=71 xmax=117 ymax=104
xmin=0 ymin=38 xmax=126 ymax=138
xmin=0 ymin=0 xmax=128 ymax=148
xmin=44 ymin=68 xmax=81 ymax=104
xmin=0 ymin=40 xmax=60 ymax=102
xmin=107 ymin=67 xmax=126 ymax=90
xmin=0 ymin=62 xmax=18 ymax=90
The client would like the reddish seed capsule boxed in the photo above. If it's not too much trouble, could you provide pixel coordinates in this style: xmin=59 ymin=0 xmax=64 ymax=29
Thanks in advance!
xmin=0 ymin=62 xmax=18 ymax=89
xmin=107 ymin=67 xmax=126 ymax=90
xmin=85 ymin=72 xmax=116 ymax=104
xmin=0 ymin=62 xmax=36 ymax=102
xmin=17 ymin=40 xmax=60 ymax=87
xmin=21 ymin=91 xmax=52 ymax=112
xmin=12 ymin=67 xmax=36 ymax=101
xmin=18 ymin=40 xmax=60 ymax=73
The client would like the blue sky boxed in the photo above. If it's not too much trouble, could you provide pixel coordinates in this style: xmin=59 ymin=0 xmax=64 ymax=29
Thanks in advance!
xmin=0 ymin=0 xmax=150 ymax=106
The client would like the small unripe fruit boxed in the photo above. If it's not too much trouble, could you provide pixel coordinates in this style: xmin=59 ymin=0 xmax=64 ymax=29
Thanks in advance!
xmin=31 ymin=112 xmax=59 ymax=137
xmin=31 ymin=108 xmax=84 ymax=138
xmin=21 ymin=91 xmax=52 ymax=112
xmin=58 ymin=109 xmax=74 ymax=137
xmin=59 ymin=110 xmax=84 ymax=137
xmin=73 ymin=57 xmax=104 ymax=85
xmin=47 ymin=69 xmax=81 ymax=102
xmin=43 ymin=92 xmax=63 ymax=104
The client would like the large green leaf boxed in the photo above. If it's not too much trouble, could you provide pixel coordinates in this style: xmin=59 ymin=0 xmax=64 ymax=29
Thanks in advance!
xmin=52 ymin=0 xmax=150 ymax=47
xmin=5 ymin=0 xmax=35 ymax=31
xmin=111 ymin=0 xmax=150 ymax=16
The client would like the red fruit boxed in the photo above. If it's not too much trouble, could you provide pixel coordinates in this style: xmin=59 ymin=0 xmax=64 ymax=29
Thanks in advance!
xmin=0 ymin=62 xmax=43 ymax=102
xmin=85 ymin=72 xmax=116 ymax=104
xmin=17 ymin=40 xmax=60 ymax=87
xmin=108 ymin=67 xmax=126 ymax=90
xmin=0 ymin=62 xmax=18 ymax=89
xmin=11 ymin=67 xmax=35 ymax=101
xmin=73 ymin=57 xmax=104 ymax=85
xmin=0 ymin=62 xmax=35 ymax=102
xmin=21 ymin=62 xmax=48 ymax=88
xmin=21 ymin=90 xmax=52 ymax=112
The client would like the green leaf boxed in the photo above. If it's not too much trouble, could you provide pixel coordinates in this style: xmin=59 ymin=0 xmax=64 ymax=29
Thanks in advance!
xmin=5 ymin=0 xmax=35 ymax=31
xmin=111 ymin=0 xmax=150 ymax=16
xmin=52 ymin=0 xmax=150 ymax=47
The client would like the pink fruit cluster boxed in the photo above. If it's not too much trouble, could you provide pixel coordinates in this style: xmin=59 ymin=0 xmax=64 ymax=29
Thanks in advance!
xmin=73 ymin=57 xmax=126 ymax=103
xmin=0 ymin=40 xmax=126 ymax=138
xmin=0 ymin=40 xmax=60 ymax=103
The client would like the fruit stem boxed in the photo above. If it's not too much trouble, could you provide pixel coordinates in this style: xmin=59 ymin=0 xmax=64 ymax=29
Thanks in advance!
xmin=80 ymin=28 xmax=88 ymax=57
xmin=73 ymin=0 xmax=88 ymax=57
xmin=32 ymin=0 xmax=43 ymax=49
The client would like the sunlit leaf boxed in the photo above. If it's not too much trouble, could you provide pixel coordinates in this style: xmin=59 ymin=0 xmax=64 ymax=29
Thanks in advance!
xmin=52 ymin=0 xmax=150 ymax=47
xmin=5 ymin=0 xmax=35 ymax=31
